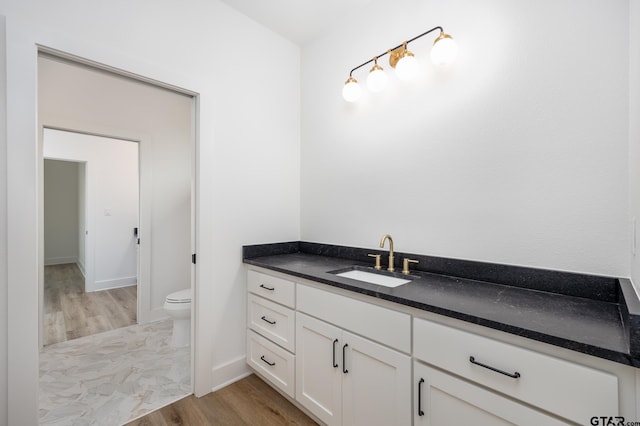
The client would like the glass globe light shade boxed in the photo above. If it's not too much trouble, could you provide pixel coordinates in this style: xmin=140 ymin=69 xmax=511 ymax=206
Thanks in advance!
xmin=431 ymin=33 xmax=458 ymax=66
xmin=366 ymin=64 xmax=388 ymax=93
xmin=395 ymin=51 xmax=418 ymax=81
xmin=342 ymin=77 xmax=362 ymax=102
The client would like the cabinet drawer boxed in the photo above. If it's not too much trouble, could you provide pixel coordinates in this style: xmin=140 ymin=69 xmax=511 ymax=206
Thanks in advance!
xmin=247 ymin=330 xmax=295 ymax=398
xmin=248 ymin=293 xmax=295 ymax=352
xmin=297 ymin=284 xmax=410 ymax=353
xmin=248 ymin=270 xmax=295 ymax=308
xmin=413 ymin=318 xmax=618 ymax=424
xmin=414 ymin=361 xmax=569 ymax=426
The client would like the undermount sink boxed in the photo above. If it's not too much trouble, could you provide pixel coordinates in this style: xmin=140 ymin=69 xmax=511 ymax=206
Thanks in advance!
xmin=332 ymin=267 xmax=412 ymax=288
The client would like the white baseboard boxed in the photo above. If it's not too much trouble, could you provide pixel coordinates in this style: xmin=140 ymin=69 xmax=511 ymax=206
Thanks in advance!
xmin=211 ymin=355 xmax=251 ymax=392
xmin=76 ymin=259 xmax=85 ymax=278
xmin=44 ymin=256 xmax=77 ymax=266
xmin=138 ymin=306 xmax=169 ymax=325
xmin=88 ymin=276 xmax=137 ymax=292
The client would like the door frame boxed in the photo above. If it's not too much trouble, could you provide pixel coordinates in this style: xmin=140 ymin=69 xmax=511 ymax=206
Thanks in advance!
xmin=41 ymin=129 xmax=141 ymax=328
xmin=40 ymin=156 xmax=89 ymax=287
xmin=36 ymin=48 xmax=199 ymax=390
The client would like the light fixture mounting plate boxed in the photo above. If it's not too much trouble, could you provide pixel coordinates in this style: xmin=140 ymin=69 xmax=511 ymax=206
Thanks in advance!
xmin=388 ymin=46 xmax=406 ymax=68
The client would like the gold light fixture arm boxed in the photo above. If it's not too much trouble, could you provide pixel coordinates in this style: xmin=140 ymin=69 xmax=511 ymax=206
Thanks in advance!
xmin=370 ymin=56 xmax=383 ymax=72
xmin=347 ymin=26 xmax=444 ymax=77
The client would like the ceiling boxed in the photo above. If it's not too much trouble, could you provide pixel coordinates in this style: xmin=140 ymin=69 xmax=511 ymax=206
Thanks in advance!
xmin=220 ymin=0 xmax=373 ymax=45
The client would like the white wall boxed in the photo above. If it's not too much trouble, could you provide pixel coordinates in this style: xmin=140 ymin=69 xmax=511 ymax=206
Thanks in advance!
xmin=43 ymin=159 xmax=79 ymax=266
xmin=301 ymin=0 xmax=629 ymax=277
xmin=78 ymin=162 xmax=86 ymax=275
xmin=1 ymin=1 xmax=300 ymax=423
xmin=629 ymin=1 xmax=640 ymax=290
xmin=0 ymin=14 xmax=8 ymax=426
xmin=43 ymin=130 xmax=138 ymax=292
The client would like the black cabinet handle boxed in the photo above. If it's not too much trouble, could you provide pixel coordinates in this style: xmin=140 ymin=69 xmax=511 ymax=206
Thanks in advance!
xmin=259 ymin=284 xmax=275 ymax=291
xmin=333 ymin=339 xmax=339 ymax=368
xmin=260 ymin=316 xmax=276 ymax=325
xmin=469 ymin=356 xmax=520 ymax=379
xmin=418 ymin=378 xmax=425 ymax=416
xmin=260 ymin=355 xmax=275 ymax=366
xmin=342 ymin=344 xmax=349 ymax=374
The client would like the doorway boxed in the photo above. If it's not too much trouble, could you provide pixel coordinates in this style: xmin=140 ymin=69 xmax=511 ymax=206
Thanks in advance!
xmin=37 ymin=51 xmax=196 ymax=423
xmin=43 ymin=130 xmax=140 ymax=346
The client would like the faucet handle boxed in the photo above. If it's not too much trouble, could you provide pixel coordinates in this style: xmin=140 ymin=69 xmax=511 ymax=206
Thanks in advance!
xmin=402 ymin=258 xmax=419 ymax=275
xmin=368 ymin=254 xmax=382 ymax=270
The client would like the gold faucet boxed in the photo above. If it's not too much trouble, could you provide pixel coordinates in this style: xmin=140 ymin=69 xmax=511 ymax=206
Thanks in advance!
xmin=379 ymin=234 xmax=395 ymax=272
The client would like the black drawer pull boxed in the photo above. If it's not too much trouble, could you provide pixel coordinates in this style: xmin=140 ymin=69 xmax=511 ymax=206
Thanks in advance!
xmin=260 ymin=355 xmax=276 ymax=366
xmin=342 ymin=344 xmax=349 ymax=374
xmin=259 ymin=284 xmax=275 ymax=291
xmin=418 ymin=378 xmax=425 ymax=416
xmin=260 ymin=316 xmax=276 ymax=325
xmin=469 ymin=356 xmax=520 ymax=379
xmin=333 ymin=339 xmax=339 ymax=368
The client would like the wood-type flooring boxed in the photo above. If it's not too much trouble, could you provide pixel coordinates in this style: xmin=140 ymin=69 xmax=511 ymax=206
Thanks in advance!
xmin=125 ymin=374 xmax=317 ymax=426
xmin=44 ymin=263 xmax=137 ymax=346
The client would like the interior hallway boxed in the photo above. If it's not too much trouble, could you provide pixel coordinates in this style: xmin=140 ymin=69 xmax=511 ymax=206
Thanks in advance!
xmin=44 ymin=263 xmax=137 ymax=346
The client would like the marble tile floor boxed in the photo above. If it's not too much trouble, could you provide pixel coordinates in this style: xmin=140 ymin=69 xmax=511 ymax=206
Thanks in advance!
xmin=39 ymin=319 xmax=191 ymax=426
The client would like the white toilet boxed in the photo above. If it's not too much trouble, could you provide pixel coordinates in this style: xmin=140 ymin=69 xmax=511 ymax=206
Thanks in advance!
xmin=164 ymin=288 xmax=192 ymax=347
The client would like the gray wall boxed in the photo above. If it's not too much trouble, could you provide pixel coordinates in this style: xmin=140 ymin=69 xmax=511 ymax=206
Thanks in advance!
xmin=44 ymin=159 xmax=79 ymax=266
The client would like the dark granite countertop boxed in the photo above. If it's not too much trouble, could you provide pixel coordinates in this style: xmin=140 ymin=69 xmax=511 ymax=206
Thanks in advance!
xmin=243 ymin=242 xmax=640 ymax=367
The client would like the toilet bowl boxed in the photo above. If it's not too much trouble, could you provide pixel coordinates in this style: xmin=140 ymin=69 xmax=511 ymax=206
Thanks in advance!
xmin=164 ymin=288 xmax=192 ymax=347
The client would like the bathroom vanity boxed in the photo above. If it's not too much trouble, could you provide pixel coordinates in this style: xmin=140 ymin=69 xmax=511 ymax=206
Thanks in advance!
xmin=243 ymin=241 xmax=640 ymax=425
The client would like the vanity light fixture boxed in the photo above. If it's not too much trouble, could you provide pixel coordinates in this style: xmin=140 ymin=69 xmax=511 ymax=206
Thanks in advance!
xmin=342 ymin=26 xmax=458 ymax=102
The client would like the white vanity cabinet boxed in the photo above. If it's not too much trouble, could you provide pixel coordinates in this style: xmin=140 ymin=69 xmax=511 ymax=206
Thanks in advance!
xmin=295 ymin=284 xmax=412 ymax=426
xmin=413 ymin=317 xmax=619 ymax=425
xmin=246 ymin=270 xmax=296 ymax=398
xmin=246 ymin=266 xmax=630 ymax=426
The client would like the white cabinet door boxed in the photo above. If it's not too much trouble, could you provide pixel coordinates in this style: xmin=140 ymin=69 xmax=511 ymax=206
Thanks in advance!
xmin=342 ymin=331 xmax=411 ymax=426
xmin=413 ymin=362 xmax=569 ymax=426
xmin=296 ymin=312 xmax=342 ymax=426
